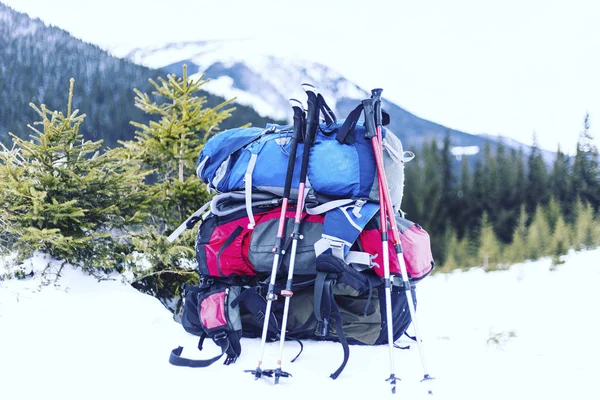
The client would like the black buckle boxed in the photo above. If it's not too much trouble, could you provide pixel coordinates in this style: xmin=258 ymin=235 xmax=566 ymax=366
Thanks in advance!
xmin=213 ymin=331 xmax=228 ymax=342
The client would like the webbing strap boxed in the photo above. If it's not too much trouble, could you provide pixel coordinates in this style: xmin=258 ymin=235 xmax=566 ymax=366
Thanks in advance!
xmin=167 ymin=200 xmax=211 ymax=242
xmin=305 ymin=199 xmax=354 ymax=215
xmin=216 ymin=226 xmax=243 ymax=277
xmin=345 ymin=251 xmax=373 ymax=269
xmin=314 ymin=239 xmax=372 ymax=270
xmin=168 ymin=335 xmax=230 ymax=368
xmin=244 ymin=153 xmax=259 ymax=229
xmin=336 ymin=103 xmax=391 ymax=145
xmin=336 ymin=104 xmax=364 ymax=144
xmin=329 ymin=298 xmax=350 ymax=380
xmin=317 ymin=93 xmax=337 ymax=126
xmin=210 ymin=192 xmax=280 ymax=217
xmin=313 ymin=272 xmax=328 ymax=323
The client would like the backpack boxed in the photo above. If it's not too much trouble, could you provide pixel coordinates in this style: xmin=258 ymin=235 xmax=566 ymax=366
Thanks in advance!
xmin=168 ymin=89 xmax=433 ymax=380
xmin=196 ymin=120 xmax=413 ymax=228
xmin=168 ymin=193 xmax=433 ymax=378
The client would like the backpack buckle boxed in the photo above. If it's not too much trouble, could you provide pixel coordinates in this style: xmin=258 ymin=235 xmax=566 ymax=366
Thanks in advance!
xmin=328 ymin=240 xmax=346 ymax=259
xmin=213 ymin=331 xmax=228 ymax=342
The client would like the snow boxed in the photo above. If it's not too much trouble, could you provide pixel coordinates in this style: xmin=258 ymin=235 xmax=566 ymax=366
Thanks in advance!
xmin=195 ymin=74 xmax=288 ymax=120
xmin=451 ymin=145 xmax=480 ymax=160
xmin=1 ymin=250 xmax=600 ymax=400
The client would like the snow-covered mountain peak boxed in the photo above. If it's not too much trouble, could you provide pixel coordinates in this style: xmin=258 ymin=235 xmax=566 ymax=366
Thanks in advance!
xmin=118 ymin=39 xmax=368 ymax=121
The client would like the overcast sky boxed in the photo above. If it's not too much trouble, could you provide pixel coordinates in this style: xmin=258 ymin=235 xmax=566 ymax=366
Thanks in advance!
xmin=4 ymin=0 xmax=600 ymax=154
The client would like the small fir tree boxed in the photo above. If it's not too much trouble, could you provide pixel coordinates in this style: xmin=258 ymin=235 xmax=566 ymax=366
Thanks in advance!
xmin=550 ymin=214 xmax=570 ymax=267
xmin=545 ymin=197 xmax=562 ymax=233
xmin=525 ymin=205 xmax=551 ymax=260
xmin=122 ymin=66 xmax=236 ymax=305
xmin=0 ymin=79 xmax=149 ymax=270
xmin=572 ymin=198 xmax=596 ymax=250
xmin=506 ymin=205 xmax=528 ymax=264
xmin=477 ymin=212 xmax=502 ymax=270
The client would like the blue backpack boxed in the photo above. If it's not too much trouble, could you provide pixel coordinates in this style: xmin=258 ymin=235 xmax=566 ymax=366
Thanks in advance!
xmin=196 ymin=122 xmax=379 ymax=199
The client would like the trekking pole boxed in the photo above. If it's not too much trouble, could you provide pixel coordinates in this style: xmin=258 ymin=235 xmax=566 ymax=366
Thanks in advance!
xmin=246 ymin=98 xmax=305 ymax=380
xmin=264 ymin=83 xmax=320 ymax=384
xmin=361 ymin=96 xmax=398 ymax=393
xmin=370 ymin=89 xmax=435 ymax=394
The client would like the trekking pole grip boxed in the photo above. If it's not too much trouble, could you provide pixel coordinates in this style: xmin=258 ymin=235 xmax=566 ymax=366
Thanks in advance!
xmin=282 ymin=99 xmax=304 ymax=199
xmin=300 ymin=84 xmax=319 ymax=182
xmin=361 ymin=98 xmax=377 ymax=139
xmin=371 ymin=88 xmax=383 ymax=127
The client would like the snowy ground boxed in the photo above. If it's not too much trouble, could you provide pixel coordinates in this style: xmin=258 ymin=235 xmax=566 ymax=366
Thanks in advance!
xmin=1 ymin=250 xmax=599 ymax=400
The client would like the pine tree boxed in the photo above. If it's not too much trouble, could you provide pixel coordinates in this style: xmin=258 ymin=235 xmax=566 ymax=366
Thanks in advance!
xmin=572 ymin=113 xmax=600 ymax=210
xmin=526 ymin=133 xmax=549 ymax=214
xmin=456 ymin=155 xmax=472 ymax=237
xmin=550 ymin=214 xmax=570 ymax=267
xmin=441 ymin=227 xmax=474 ymax=271
xmin=572 ymin=198 xmax=596 ymax=250
xmin=439 ymin=131 xmax=456 ymax=229
xmin=494 ymin=142 xmax=519 ymax=243
xmin=477 ymin=212 xmax=502 ymax=270
xmin=545 ymin=197 xmax=562 ymax=233
xmin=506 ymin=205 xmax=529 ymax=264
xmin=0 ymin=79 xmax=149 ymax=270
xmin=525 ymin=205 xmax=551 ymax=260
xmin=549 ymin=145 xmax=572 ymax=217
xmin=122 ymin=66 xmax=235 ymax=304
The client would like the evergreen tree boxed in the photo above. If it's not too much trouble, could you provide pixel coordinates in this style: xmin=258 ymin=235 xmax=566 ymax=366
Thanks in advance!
xmin=512 ymin=148 xmax=527 ymax=208
xmin=526 ymin=133 xmax=549 ymax=214
xmin=549 ymin=145 xmax=572 ymax=220
xmin=470 ymin=160 xmax=485 ymax=229
xmin=550 ymin=214 xmax=570 ymax=267
xmin=482 ymin=141 xmax=499 ymax=216
xmin=440 ymin=227 xmax=474 ymax=272
xmin=456 ymin=156 xmax=472 ymax=237
xmin=122 ymin=66 xmax=235 ymax=307
xmin=572 ymin=113 xmax=600 ymax=210
xmin=506 ymin=205 xmax=529 ymax=264
xmin=494 ymin=142 xmax=519 ymax=243
xmin=525 ymin=205 xmax=551 ymax=260
xmin=545 ymin=197 xmax=562 ymax=233
xmin=0 ymin=79 xmax=149 ymax=270
xmin=572 ymin=198 xmax=596 ymax=250
xmin=439 ymin=131 xmax=456 ymax=228
xmin=477 ymin=212 xmax=502 ymax=269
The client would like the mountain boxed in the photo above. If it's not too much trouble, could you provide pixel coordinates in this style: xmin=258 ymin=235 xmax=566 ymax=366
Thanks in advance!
xmin=120 ymin=39 xmax=555 ymax=164
xmin=0 ymin=4 xmax=275 ymax=149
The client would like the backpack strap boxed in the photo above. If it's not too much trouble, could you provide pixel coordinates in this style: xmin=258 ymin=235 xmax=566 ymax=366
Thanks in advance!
xmin=336 ymin=104 xmax=363 ymax=144
xmin=313 ymin=202 xmax=380 ymax=270
xmin=314 ymin=255 xmax=352 ymax=379
xmin=329 ymin=297 xmax=349 ymax=380
xmin=317 ymin=93 xmax=337 ymax=126
xmin=210 ymin=191 xmax=280 ymax=216
xmin=244 ymin=153 xmax=259 ymax=229
xmin=305 ymin=198 xmax=354 ymax=215
xmin=167 ymin=200 xmax=212 ymax=242
xmin=336 ymin=103 xmax=391 ymax=144
xmin=168 ymin=330 xmax=238 ymax=368
xmin=232 ymin=288 xmax=280 ymax=339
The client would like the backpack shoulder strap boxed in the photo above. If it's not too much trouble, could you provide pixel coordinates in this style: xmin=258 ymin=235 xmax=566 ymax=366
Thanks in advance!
xmin=168 ymin=330 xmax=236 ymax=368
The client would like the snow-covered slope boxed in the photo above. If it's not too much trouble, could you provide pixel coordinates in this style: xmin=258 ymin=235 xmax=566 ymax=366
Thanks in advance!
xmin=2 ymin=250 xmax=599 ymax=400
